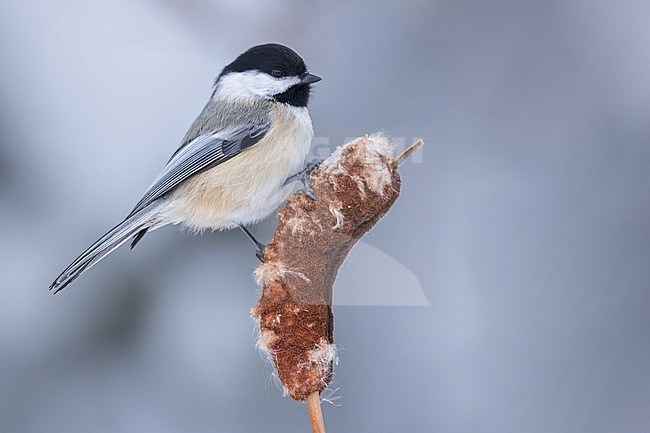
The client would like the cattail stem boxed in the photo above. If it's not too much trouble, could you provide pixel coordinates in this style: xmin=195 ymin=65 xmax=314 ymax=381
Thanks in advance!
xmin=306 ymin=392 xmax=326 ymax=433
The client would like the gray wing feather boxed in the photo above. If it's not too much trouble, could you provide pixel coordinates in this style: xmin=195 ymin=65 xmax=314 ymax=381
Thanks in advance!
xmin=50 ymin=201 xmax=166 ymax=293
xmin=128 ymin=121 xmax=269 ymax=218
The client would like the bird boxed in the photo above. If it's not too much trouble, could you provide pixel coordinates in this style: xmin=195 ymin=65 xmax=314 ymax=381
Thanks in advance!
xmin=50 ymin=43 xmax=321 ymax=293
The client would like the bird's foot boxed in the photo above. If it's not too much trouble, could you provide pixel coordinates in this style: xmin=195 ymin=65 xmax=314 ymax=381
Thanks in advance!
xmin=284 ymin=159 xmax=322 ymax=200
xmin=238 ymin=224 xmax=266 ymax=262
xmin=255 ymin=244 xmax=265 ymax=263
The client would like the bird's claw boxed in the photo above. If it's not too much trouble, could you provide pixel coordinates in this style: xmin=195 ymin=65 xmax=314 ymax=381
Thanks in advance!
xmin=303 ymin=183 xmax=317 ymax=200
xmin=238 ymin=224 xmax=266 ymax=262
xmin=256 ymin=245 xmax=265 ymax=263
xmin=284 ymin=159 xmax=322 ymax=200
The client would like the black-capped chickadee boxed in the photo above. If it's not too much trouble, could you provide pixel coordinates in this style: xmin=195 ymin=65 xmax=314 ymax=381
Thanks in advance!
xmin=50 ymin=43 xmax=321 ymax=293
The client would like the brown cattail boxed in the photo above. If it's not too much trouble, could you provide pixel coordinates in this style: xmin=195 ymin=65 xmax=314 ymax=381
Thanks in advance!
xmin=251 ymin=134 xmax=423 ymax=431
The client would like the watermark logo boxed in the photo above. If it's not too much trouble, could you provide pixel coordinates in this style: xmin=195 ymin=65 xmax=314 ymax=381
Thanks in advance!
xmin=333 ymin=240 xmax=430 ymax=306
xmin=311 ymin=136 xmax=425 ymax=165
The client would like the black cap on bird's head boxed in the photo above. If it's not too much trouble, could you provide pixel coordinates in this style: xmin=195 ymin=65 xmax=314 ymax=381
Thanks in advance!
xmin=215 ymin=43 xmax=321 ymax=107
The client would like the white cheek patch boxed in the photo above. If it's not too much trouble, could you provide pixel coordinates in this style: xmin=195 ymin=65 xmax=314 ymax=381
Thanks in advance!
xmin=213 ymin=71 xmax=300 ymax=102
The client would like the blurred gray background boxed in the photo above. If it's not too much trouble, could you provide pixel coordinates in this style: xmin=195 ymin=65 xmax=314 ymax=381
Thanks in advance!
xmin=1 ymin=0 xmax=649 ymax=432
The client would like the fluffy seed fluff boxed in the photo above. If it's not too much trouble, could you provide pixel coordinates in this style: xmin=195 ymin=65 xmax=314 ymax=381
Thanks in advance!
xmin=328 ymin=203 xmax=345 ymax=229
xmin=296 ymin=338 xmax=339 ymax=384
xmin=254 ymin=261 xmax=311 ymax=286
xmin=253 ymin=324 xmax=290 ymax=397
xmin=321 ymin=133 xmax=395 ymax=196
xmin=256 ymin=328 xmax=279 ymax=358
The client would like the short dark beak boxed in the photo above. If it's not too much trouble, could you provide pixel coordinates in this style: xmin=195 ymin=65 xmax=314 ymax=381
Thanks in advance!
xmin=299 ymin=73 xmax=322 ymax=85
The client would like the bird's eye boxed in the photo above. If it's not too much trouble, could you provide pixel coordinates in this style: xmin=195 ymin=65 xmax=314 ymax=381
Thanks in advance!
xmin=272 ymin=69 xmax=284 ymax=78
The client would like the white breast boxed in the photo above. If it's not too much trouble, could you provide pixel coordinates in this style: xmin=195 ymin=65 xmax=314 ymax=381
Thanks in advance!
xmin=164 ymin=104 xmax=313 ymax=231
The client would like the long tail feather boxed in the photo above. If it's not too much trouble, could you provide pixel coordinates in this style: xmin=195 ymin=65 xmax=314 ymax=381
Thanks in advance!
xmin=50 ymin=201 xmax=167 ymax=293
